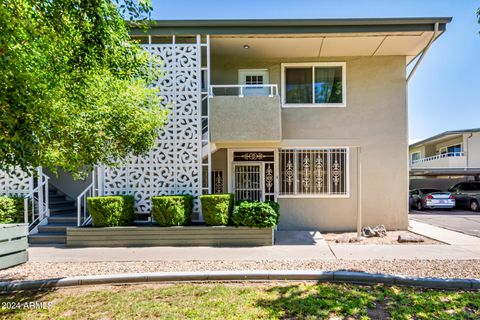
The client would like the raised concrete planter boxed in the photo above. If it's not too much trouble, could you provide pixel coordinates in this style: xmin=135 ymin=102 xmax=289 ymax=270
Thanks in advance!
xmin=66 ymin=226 xmax=274 ymax=247
xmin=0 ymin=224 xmax=28 ymax=270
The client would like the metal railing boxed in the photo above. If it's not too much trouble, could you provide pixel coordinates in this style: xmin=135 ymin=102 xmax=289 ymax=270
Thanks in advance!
xmin=412 ymin=152 xmax=465 ymax=165
xmin=77 ymin=170 xmax=98 ymax=227
xmin=208 ymin=84 xmax=278 ymax=98
xmin=24 ymin=173 xmax=49 ymax=231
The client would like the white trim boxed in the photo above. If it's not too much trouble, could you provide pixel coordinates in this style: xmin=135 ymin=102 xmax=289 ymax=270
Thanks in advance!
xmin=281 ymin=62 xmax=346 ymax=108
xmin=410 ymin=151 xmax=421 ymax=164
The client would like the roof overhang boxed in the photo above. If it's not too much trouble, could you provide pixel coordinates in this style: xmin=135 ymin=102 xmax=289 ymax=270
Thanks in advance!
xmin=410 ymin=128 xmax=480 ymax=148
xmin=130 ymin=18 xmax=451 ymax=63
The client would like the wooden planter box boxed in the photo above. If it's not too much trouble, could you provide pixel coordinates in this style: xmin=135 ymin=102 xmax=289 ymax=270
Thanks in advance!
xmin=66 ymin=226 xmax=273 ymax=247
xmin=0 ymin=224 xmax=28 ymax=270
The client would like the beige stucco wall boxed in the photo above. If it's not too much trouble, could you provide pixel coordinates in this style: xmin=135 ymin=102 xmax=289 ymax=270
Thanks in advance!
xmin=211 ymin=55 xmax=409 ymax=231
xmin=435 ymin=136 xmax=463 ymax=153
xmin=210 ymin=96 xmax=281 ymax=142
xmin=465 ymin=132 xmax=480 ymax=168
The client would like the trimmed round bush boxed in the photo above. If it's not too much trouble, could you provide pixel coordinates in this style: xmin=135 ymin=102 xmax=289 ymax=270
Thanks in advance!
xmin=87 ymin=195 xmax=135 ymax=227
xmin=232 ymin=200 xmax=280 ymax=228
xmin=200 ymin=194 xmax=234 ymax=226
xmin=151 ymin=195 xmax=194 ymax=226
xmin=0 ymin=196 xmax=24 ymax=224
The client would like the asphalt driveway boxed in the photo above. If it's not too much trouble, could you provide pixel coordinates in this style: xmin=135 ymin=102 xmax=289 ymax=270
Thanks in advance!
xmin=409 ymin=209 xmax=480 ymax=238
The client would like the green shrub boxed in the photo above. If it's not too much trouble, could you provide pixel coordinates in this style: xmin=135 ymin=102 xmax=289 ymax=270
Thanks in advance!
xmin=232 ymin=200 xmax=280 ymax=228
xmin=200 ymin=194 xmax=234 ymax=226
xmin=87 ymin=195 xmax=135 ymax=227
xmin=0 ymin=196 xmax=24 ymax=224
xmin=151 ymin=195 xmax=194 ymax=226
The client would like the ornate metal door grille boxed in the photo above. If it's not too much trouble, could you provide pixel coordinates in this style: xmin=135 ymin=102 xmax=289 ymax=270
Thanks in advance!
xmin=234 ymin=164 xmax=262 ymax=201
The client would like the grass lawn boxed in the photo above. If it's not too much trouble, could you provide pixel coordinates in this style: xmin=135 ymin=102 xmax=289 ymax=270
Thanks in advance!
xmin=0 ymin=282 xmax=479 ymax=319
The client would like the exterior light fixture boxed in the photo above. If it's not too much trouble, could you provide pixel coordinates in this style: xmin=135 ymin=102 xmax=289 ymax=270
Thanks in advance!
xmin=243 ymin=44 xmax=250 ymax=49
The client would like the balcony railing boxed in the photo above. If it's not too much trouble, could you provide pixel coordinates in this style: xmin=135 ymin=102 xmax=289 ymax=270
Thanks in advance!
xmin=412 ymin=152 xmax=465 ymax=165
xmin=208 ymin=84 xmax=278 ymax=98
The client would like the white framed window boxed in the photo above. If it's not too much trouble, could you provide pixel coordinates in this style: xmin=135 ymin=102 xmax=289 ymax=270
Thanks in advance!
xmin=410 ymin=152 xmax=421 ymax=164
xmin=281 ymin=62 xmax=346 ymax=108
xmin=279 ymin=148 xmax=349 ymax=197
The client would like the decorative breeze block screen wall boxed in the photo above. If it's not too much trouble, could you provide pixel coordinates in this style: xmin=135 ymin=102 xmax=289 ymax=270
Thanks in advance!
xmin=0 ymin=170 xmax=32 ymax=196
xmin=102 ymin=43 xmax=201 ymax=214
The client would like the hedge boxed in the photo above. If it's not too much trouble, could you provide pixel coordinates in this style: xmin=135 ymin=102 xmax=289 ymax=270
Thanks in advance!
xmin=232 ymin=200 xmax=280 ymax=228
xmin=200 ymin=194 xmax=234 ymax=226
xmin=87 ymin=195 xmax=135 ymax=227
xmin=151 ymin=195 xmax=194 ymax=226
xmin=0 ymin=196 xmax=24 ymax=224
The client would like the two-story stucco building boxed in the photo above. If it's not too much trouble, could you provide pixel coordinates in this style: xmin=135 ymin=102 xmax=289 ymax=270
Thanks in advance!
xmin=409 ymin=128 xmax=480 ymax=190
xmin=0 ymin=17 xmax=451 ymax=243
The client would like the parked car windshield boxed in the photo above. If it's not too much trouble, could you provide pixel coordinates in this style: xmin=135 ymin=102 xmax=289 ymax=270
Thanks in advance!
xmin=420 ymin=189 xmax=441 ymax=194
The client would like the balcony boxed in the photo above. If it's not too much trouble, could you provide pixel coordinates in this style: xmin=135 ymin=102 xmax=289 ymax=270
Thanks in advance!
xmin=411 ymin=152 xmax=467 ymax=169
xmin=208 ymin=85 xmax=281 ymax=144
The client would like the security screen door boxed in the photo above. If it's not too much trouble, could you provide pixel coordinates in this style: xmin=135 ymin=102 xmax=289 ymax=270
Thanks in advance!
xmin=233 ymin=164 xmax=263 ymax=201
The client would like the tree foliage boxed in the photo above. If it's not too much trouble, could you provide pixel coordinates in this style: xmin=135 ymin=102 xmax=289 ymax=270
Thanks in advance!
xmin=0 ymin=0 xmax=168 ymax=177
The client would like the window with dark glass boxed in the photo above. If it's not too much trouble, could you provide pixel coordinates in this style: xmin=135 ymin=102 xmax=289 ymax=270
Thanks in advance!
xmin=285 ymin=68 xmax=312 ymax=103
xmin=284 ymin=65 xmax=343 ymax=105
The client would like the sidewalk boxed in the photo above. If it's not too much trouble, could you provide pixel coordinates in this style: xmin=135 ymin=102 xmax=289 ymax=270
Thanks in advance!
xmin=26 ymin=221 xmax=480 ymax=263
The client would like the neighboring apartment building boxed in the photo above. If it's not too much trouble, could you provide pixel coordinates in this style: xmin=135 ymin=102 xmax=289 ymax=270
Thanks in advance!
xmin=410 ymin=128 xmax=480 ymax=176
xmin=0 ymin=18 xmax=451 ymax=242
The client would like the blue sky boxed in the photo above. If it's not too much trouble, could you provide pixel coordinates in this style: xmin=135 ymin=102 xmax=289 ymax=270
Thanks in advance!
xmin=151 ymin=0 xmax=480 ymax=143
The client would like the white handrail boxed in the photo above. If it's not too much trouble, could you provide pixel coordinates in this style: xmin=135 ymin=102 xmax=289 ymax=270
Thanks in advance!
xmin=77 ymin=182 xmax=95 ymax=227
xmin=208 ymin=84 xmax=278 ymax=97
xmin=413 ymin=152 xmax=465 ymax=164
xmin=23 ymin=173 xmax=49 ymax=229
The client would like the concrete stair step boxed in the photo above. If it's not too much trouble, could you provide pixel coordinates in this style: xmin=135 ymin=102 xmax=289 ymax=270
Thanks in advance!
xmin=50 ymin=207 xmax=76 ymax=214
xmin=48 ymin=214 xmax=77 ymax=224
xmin=49 ymin=200 xmax=75 ymax=207
xmin=28 ymin=233 xmax=66 ymax=244
xmin=37 ymin=225 xmax=69 ymax=234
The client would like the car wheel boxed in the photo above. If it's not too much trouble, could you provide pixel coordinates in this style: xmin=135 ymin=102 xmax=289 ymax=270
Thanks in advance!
xmin=470 ymin=200 xmax=479 ymax=212
xmin=416 ymin=200 xmax=424 ymax=211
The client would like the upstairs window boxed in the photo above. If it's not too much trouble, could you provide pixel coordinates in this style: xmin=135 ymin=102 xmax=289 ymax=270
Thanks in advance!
xmin=282 ymin=63 xmax=346 ymax=107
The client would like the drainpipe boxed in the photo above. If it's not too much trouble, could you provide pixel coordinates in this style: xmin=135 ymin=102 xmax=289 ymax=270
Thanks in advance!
xmin=406 ymin=22 xmax=439 ymax=82
xmin=356 ymin=147 xmax=364 ymax=240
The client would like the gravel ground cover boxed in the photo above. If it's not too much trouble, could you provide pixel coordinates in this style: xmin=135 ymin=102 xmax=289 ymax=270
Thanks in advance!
xmin=323 ymin=231 xmax=441 ymax=245
xmin=1 ymin=259 xmax=480 ymax=281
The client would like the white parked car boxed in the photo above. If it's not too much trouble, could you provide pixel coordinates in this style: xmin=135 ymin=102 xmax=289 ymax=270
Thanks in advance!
xmin=409 ymin=188 xmax=455 ymax=210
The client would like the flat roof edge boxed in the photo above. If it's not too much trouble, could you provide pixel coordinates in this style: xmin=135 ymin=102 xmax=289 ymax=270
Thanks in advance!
xmin=410 ymin=128 xmax=480 ymax=148
xmin=128 ymin=17 xmax=452 ymax=35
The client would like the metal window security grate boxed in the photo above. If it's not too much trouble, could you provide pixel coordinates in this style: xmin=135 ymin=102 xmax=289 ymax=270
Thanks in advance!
xmin=280 ymin=148 xmax=348 ymax=196
xmin=211 ymin=170 xmax=224 ymax=194
xmin=234 ymin=164 xmax=262 ymax=201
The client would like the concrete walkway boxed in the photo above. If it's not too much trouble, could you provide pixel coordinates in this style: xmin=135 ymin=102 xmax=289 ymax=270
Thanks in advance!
xmin=27 ymin=221 xmax=480 ymax=263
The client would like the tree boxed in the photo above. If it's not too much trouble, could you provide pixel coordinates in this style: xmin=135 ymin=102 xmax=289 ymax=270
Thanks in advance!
xmin=0 ymin=0 xmax=168 ymax=178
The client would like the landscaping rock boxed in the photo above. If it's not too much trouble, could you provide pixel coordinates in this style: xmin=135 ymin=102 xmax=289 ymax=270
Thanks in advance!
xmin=362 ymin=225 xmax=387 ymax=238
xmin=362 ymin=226 xmax=375 ymax=237
xmin=398 ymin=234 xmax=424 ymax=243
xmin=335 ymin=235 xmax=363 ymax=243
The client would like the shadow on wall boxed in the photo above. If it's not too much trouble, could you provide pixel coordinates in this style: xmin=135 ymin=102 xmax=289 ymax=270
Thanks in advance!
xmin=44 ymin=167 xmax=92 ymax=200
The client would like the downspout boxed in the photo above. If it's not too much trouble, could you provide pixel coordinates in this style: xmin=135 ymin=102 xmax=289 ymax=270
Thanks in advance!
xmin=406 ymin=22 xmax=439 ymax=82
